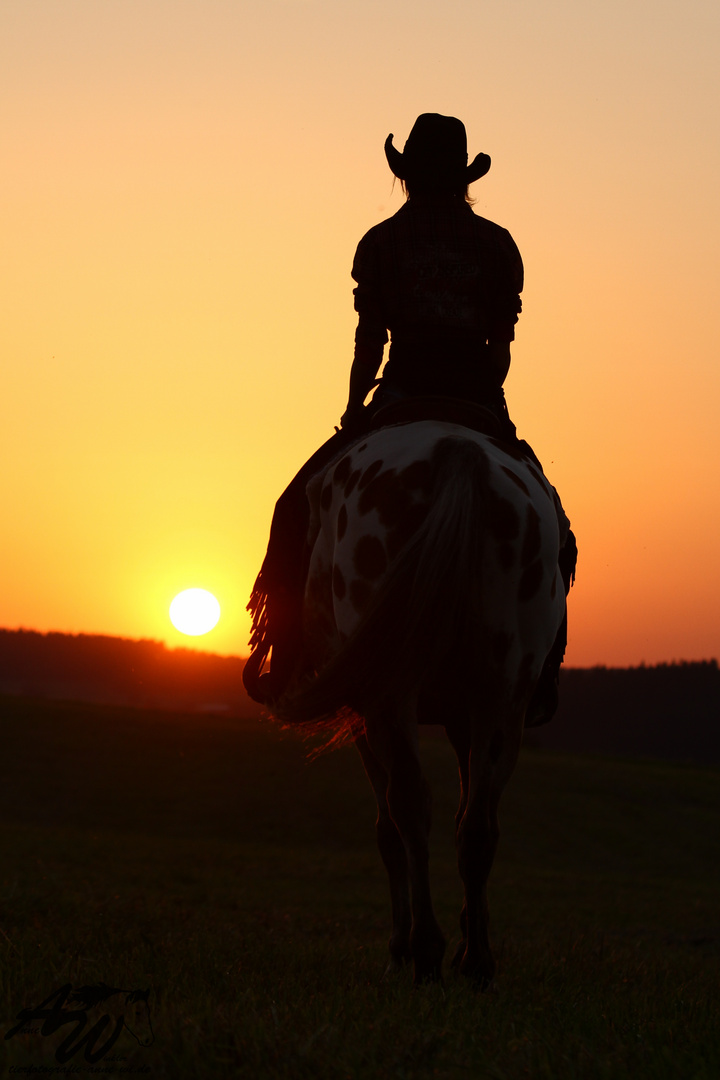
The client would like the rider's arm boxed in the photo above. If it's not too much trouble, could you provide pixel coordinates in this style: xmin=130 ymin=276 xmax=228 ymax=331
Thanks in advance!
xmin=487 ymin=341 xmax=511 ymax=385
xmin=485 ymin=226 xmax=523 ymax=387
xmin=345 ymin=229 xmax=388 ymax=425
xmin=344 ymin=355 xmax=380 ymax=414
xmin=343 ymin=224 xmax=394 ymax=426
xmin=341 ymin=320 xmax=386 ymax=427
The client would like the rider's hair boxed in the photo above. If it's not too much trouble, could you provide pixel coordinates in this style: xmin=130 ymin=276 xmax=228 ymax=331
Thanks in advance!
xmin=401 ymin=177 xmax=474 ymax=204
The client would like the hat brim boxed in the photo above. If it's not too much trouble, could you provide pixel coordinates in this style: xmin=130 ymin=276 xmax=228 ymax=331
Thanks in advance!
xmin=384 ymin=134 xmax=491 ymax=184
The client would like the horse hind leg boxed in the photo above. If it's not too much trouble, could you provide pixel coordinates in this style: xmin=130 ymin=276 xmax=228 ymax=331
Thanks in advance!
xmin=456 ymin=708 xmax=524 ymax=988
xmin=355 ymin=734 xmax=411 ymax=972
xmin=364 ymin=704 xmax=446 ymax=985
xmin=444 ymin=716 xmax=471 ymax=970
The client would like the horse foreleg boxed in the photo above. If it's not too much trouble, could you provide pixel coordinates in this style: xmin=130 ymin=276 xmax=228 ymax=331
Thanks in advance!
xmin=365 ymin=709 xmax=446 ymax=985
xmin=457 ymin=713 xmax=523 ymax=987
xmin=355 ymin=734 xmax=411 ymax=971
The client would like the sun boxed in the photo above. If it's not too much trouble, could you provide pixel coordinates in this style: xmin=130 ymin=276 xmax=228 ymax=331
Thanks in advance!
xmin=169 ymin=589 xmax=221 ymax=636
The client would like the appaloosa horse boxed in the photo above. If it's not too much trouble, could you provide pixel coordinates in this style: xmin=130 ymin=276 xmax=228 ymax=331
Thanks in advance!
xmin=277 ymin=419 xmax=570 ymax=985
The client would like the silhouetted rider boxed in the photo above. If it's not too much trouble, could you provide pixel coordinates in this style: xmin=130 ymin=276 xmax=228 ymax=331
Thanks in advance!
xmin=244 ymin=114 xmax=575 ymax=720
xmin=343 ymin=113 xmax=522 ymax=438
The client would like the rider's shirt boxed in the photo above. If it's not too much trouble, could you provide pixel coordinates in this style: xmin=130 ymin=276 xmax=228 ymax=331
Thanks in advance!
xmin=352 ymin=199 xmax=523 ymax=400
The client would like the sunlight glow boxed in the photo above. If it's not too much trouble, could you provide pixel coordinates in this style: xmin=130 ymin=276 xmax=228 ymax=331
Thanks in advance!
xmin=169 ymin=589 xmax=221 ymax=636
xmin=3 ymin=0 xmax=720 ymax=664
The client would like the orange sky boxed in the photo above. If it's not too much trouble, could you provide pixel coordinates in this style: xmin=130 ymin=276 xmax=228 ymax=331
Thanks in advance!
xmin=2 ymin=0 xmax=719 ymax=665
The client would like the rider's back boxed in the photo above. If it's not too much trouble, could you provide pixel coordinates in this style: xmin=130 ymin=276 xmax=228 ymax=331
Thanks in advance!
xmin=353 ymin=199 xmax=523 ymax=400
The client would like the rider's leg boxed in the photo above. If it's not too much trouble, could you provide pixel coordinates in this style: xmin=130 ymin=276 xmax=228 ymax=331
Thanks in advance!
xmin=523 ymin=530 xmax=577 ymax=727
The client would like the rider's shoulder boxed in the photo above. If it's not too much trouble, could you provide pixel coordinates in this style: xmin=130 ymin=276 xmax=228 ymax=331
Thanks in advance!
xmin=356 ymin=204 xmax=411 ymax=244
xmin=353 ymin=207 xmax=410 ymax=271
xmin=468 ymin=210 xmax=522 ymax=261
xmin=469 ymin=208 xmax=515 ymax=239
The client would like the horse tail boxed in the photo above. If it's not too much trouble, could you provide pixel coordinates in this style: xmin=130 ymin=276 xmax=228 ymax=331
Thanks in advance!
xmin=276 ymin=436 xmax=493 ymax=742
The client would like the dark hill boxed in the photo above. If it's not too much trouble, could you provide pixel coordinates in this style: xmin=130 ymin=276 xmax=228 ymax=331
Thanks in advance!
xmin=0 ymin=628 xmax=261 ymax=717
xmin=0 ymin=630 xmax=718 ymax=763
xmin=527 ymin=661 xmax=720 ymax=764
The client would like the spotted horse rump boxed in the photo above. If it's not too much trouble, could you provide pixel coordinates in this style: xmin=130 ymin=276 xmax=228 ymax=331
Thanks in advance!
xmin=281 ymin=419 xmax=570 ymax=986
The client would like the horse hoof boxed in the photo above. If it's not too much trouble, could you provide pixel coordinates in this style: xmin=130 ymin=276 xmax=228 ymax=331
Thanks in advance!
xmin=383 ymin=956 xmax=405 ymax=978
xmin=413 ymin=972 xmax=444 ymax=987
xmin=413 ymin=962 xmax=444 ymax=986
xmin=463 ymin=969 xmax=496 ymax=992
xmin=459 ymin=952 xmax=495 ymax=990
xmin=450 ymin=941 xmax=466 ymax=969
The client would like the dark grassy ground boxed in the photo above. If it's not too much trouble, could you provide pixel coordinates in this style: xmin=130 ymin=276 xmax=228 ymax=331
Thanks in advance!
xmin=0 ymin=695 xmax=718 ymax=1078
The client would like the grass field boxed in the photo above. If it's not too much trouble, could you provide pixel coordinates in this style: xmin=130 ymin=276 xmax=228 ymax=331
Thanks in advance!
xmin=0 ymin=695 xmax=718 ymax=1078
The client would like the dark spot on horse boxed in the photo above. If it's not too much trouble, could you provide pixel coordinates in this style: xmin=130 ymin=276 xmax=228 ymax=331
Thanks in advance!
xmin=320 ymin=483 xmax=333 ymax=511
xmin=333 ymin=456 xmax=351 ymax=486
xmin=344 ymin=469 xmax=361 ymax=497
xmin=489 ymin=729 xmax=504 ymax=763
xmin=350 ymin=578 xmax=372 ymax=613
xmin=501 ymin=465 xmax=530 ymax=496
xmin=357 ymin=459 xmax=384 ymax=491
xmin=487 ymin=491 xmax=520 ymax=542
xmin=550 ymin=574 xmax=557 ymax=599
xmin=357 ymin=468 xmax=400 ymax=523
xmin=386 ymin=503 xmax=429 ymax=561
xmin=497 ymin=543 xmax=515 ymax=572
xmin=356 ymin=443 xmax=368 ymax=453
xmin=492 ymin=631 xmax=513 ymax=665
xmin=521 ymin=505 xmax=542 ymax=567
xmin=337 ymin=503 xmax=348 ymax=540
xmin=518 ymin=559 xmax=543 ymax=602
xmin=332 ymin=565 xmax=346 ymax=600
xmin=353 ymin=534 xmax=388 ymax=580
xmin=399 ymin=459 xmax=433 ymax=493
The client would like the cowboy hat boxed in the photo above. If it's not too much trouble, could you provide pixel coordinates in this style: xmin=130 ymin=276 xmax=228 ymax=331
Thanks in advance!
xmin=384 ymin=113 xmax=491 ymax=186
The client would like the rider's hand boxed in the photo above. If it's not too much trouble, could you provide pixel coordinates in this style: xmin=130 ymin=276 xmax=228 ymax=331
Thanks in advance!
xmin=340 ymin=406 xmax=364 ymax=432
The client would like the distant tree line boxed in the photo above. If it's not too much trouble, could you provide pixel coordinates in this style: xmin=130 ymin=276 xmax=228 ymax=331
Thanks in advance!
xmin=528 ymin=660 xmax=720 ymax=764
xmin=0 ymin=628 xmax=260 ymax=716
xmin=1 ymin=630 xmax=718 ymax=762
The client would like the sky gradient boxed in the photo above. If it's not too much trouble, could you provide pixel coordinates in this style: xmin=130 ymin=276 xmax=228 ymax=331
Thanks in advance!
xmin=2 ymin=0 xmax=719 ymax=665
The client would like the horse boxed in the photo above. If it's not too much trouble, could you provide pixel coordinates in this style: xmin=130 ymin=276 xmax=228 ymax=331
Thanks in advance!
xmin=275 ymin=418 xmax=570 ymax=985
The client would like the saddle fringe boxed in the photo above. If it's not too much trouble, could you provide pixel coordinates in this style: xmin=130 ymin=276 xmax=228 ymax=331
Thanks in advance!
xmin=247 ymin=570 xmax=271 ymax=664
xmin=240 ymin=568 xmax=273 ymax=701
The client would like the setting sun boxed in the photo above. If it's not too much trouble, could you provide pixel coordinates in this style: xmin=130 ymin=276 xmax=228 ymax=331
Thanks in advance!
xmin=169 ymin=589 xmax=221 ymax=637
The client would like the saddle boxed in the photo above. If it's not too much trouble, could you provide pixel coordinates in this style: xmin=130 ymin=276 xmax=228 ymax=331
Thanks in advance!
xmin=367 ymin=395 xmax=504 ymax=441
